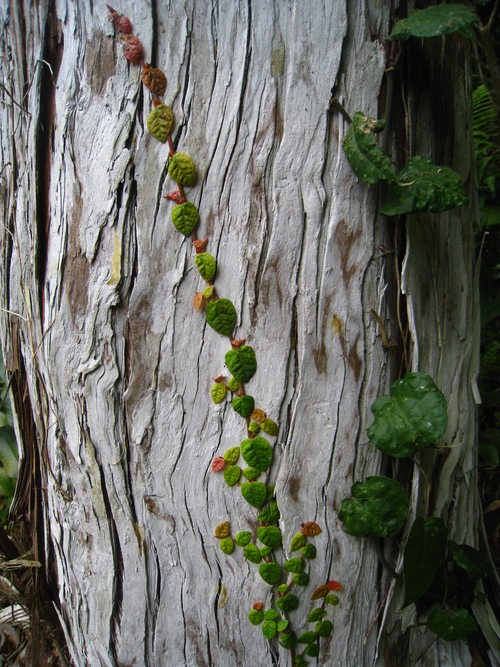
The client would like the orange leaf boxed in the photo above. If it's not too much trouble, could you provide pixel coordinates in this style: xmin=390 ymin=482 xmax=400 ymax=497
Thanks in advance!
xmin=250 ymin=408 xmax=266 ymax=423
xmin=252 ymin=601 xmax=263 ymax=611
xmin=211 ymin=456 xmax=226 ymax=472
xmin=327 ymin=580 xmax=343 ymax=591
xmin=311 ymin=584 xmax=329 ymax=600
xmin=301 ymin=521 xmax=322 ymax=537
xmin=193 ymin=292 xmax=204 ymax=311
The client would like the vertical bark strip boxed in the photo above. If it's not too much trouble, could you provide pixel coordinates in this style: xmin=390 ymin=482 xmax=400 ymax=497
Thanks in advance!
xmin=0 ymin=1 xmax=496 ymax=665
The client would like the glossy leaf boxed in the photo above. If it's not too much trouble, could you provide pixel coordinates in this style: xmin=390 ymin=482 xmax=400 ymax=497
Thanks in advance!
xmin=244 ymin=544 xmax=261 ymax=564
xmin=388 ymin=4 xmax=477 ymax=42
xmin=241 ymin=436 xmax=273 ymax=472
xmin=195 ymin=253 xmax=216 ymax=282
xmin=426 ymin=608 xmax=478 ymax=642
xmin=276 ymin=593 xmax=299 ymax=612
xmin=241 ymin=481 xmax=267 ymax=508
xmin=214 ymin=521 xmax=230 ymax=538
xmin=261 ymin=418 xmax=278 ymax=437
xmin=147 ymin=104 xmax=173 ymax=142
xmin=210 ymin=382 xmax=227 ymax=404
xmin=223 ymin=465 xmax=241 ymax=487
xmin=403 ymin=517 xmax=448 ymax=608
xmin=343 ymin=112 xmax=396 ymax=184
xmin=232 ymin=395 xmax=255 ymax=418
xmin=290 ymin=533 xmax=307 ymax=551
xmin=381 ymin=157 xmax=469 ymax=216
xmin=171 ymin=201 xmax=199 ymax=236
xmin=338 ymin=476 xmax=409 ymax=537
xmin=249 ymin=608 xmax=264 ymax=625
xmin=366 ymin=372 xmax=448 ymax=458
xmin=259 ymin=562 xmax=281 ymax=585
xmin=257 ymin=525 xmax=282 ymax=548
xmin=225 ymin=346 xmax=257 ymax=383
xmin=223 ymin=446 xmax=240 ymax=465
xmin=262 ymin=620 xmax=277 ymax=640
xmin=206 ymin=299 xmax=237 ymax=336
xmin=235 ymin=531 xmax=252 ymax=547
xmin=168 ymin=152 xmax=196 ymax=186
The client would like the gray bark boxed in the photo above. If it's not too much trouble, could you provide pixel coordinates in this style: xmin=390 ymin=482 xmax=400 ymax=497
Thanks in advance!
xmin=0 ymin=1 xmax=498 ymax=665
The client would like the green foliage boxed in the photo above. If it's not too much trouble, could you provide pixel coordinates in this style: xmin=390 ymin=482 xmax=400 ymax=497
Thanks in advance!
xmin=276 ymin=593 xmax=299 ymax=612
xmin=338 ymin=476 xmax=409 ymax=537
xmin=301 ymin=543 xmax=316 ymax=559
xmin=147 ymin=103 xmax=173 ymax=142
xmin=223 ymin=465 xmax=241 ymax=486
xmin=220 ymin=537 xmax=235 ymax=555
xmin=403 ymin=517 xmax=448 ymax=608
xmin=223 ymin=446 xmax=240 ymax=465
xmin=241 ymin=481 xmax=267 ymax=508
xmin=0 ymin=367 xmax=18 ymax=526
xmin=342 ymin=112 xmax=396 ymax=184
xmin=261 ymin=418 xmax=278 ymax=436
xmin=380 ymin=157 xmax=469 ymax=215
xmin=241 ymin=436 xmax=273 ymax=472
xmin=388 ymin=4 xmax=477 ymax=41
xmin=284 ymin=558 xmax=303 ymax=573
xmin=258 ymin=500 xmax=280 ymax=523
xmin=259 ymin=561 xmax=281 ymax=584
xmin=426 ymin=608 xmax=478 ymax=642
xmin=168 ymin=152 xmax=196 ymax=186
xmin=210 ymin=382 xmax=227 ymax=404
xmin=366 ymin=372 xmax=448 ymax=457
xmin=235 ymin=531 xmax=252 ymax=546
xmin=315 ymin=620 xmax=333 ymax=637
xmin=206 ymin=299 xmax=237 ymax=336
xmin=473 ymin=85 xmax=500 ymax=200
xmin=257 ymin=525 xmax=282 ymax=548
xmin=225 ymin=346 xmax=257 ymax=383
xmin=307 ymin=608 xmax=327 ymax=622
xmin=195 ymin=252 xmax=217 ymax=281
xmin=290 ymin=533 xmax=307 ymax=551
xmin=242 ymin=467 xmax=261 ymax=480
xmin=262 ymin=620 xmax=277 ymax=640
xmin=249 ymin=609 xmax=264 ymax=625
xmin=171 ymin=201 xmax=199 ymax=236
xmin=293 ymin=571 xmax=309 ymax=586
xmin=232 ymin=395 xmax=255 ymax=417
xmin=244 ymin=544 xmax=261 ymax=564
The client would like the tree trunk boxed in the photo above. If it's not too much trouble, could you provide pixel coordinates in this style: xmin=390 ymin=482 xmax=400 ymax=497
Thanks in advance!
xmin=0 ymin=1 xmax=498 ymax=665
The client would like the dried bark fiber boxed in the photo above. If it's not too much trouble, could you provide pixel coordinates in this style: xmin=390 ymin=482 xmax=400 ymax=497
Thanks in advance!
xmin=0 ymin=1 xmax=496 ymax=666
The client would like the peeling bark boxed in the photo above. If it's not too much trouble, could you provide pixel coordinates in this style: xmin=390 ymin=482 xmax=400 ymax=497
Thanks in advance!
xmin=1 ymin=1 xmax=498 ymax=666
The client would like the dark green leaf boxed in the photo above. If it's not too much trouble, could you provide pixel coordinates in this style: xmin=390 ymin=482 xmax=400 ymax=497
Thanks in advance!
xmin=426 ymin=608 xmax=478 ymax=641
xmin=284 ymin=558 xmax=303 ymax=573
xmin=195 ymin=252 xmax=216 ymax=282
xmin=366 ymin=372 xmax=448 ymax=458
xmin=241 ymin=436 xmax=273 ymax=472
xmin=301 ymin=543 xmax=317 ymax=559
xmin=225 ymin=346 xmax=257 ymax=383
xmin=259 ymin=562 xmax=281 ymax=585
xmin=448 ymin=541 xmax=493 ymax=581
xmin=315 ymin=620 xmax=333 ymax=637
xmin=388 ymin=4 xmax=477 ymax=42
xmin=325 ymin=594 xmax=339 ymax=606
xmin=248 ymin=609 xmax=264 ymax=625
xmin=297 ymin=631 xmax=316 ymax=644
xmin=241 ymin=481 xmax=267 ymax=508
xmin=307 ymin=608 xmax=327 ymax=622
xmin=403 ymin=517 xmax=448 ymax=607
xmin=343 ymin=112 xmax=396 ymax=185
xmin=293 ymin=571 xmax=310 ymax=586
xmin=279 ymin=631 xmax=296 ymax=649
xmin=257 ymin=525 xmax=282 ymax=548
xmin=232 ymin=395 xmax=255 ymax=418
xmin=304 ymin=642 xmax=320 ymax=658
xmin=276 ymin=593 xmax=299 ymax=612
xmin=206 ymin=299 xmax=237 ymax=336
xmin=381 ymin=157 xmax=469 ymax=216
xmin=258 ymin=500 xmax=281 ymax=523
xmin=338 ymin=476 xmax=409 ymax=537
xmin=259 ymin=546 xmax=272 ymax=557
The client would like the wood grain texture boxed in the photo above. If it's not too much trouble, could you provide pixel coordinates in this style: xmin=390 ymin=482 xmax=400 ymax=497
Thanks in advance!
xmin=1 ymin=1 xmax=496 ymax=666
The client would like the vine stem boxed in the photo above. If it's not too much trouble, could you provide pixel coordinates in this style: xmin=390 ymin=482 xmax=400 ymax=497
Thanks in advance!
xmin=369 ymin=536 xmax=403 ymax=583
xmin=410 ymin=456 xmax=431 ymax=519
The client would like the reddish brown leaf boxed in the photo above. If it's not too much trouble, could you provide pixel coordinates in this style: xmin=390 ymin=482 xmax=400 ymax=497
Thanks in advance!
xmin=141 ymin=64 xmax=167 ymax=96
xmin=211 ymin=456 xmax=226 ymax=472
xmin=311 ymin=584 xmax=329 ymax=600
xmin=122 ymin=35 xmax=142 ymax=62
xmin=327 ymin=579 xmax=343 ymax=591
xmin=250 ymin=408 xmax=266 ymax=423
xmin=252 ymin=601 xmax=263 ymax=611
xmin=301 ymin=521 xmax=322 ymax=536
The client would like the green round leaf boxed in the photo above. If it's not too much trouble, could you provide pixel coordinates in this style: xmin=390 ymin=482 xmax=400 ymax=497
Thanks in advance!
xmin=403 ymin=517 xmax=448 ymax=608
xmin=203 ymin=285 xmax=214 ymax=299
xmin=262 ymin=620 xmax=277 ymax=640
xmin=305 ymin=642 xmax=320 ymax=658
xmin=264 ymin=608 xmax=279 ymax=621
xmin=195 ymin=252 xmax=216 ymax=282
xmin=301 ymin=543 xmax=317 ymax=559
xmin=248 ymin=421 xmax=260 ymax=434
xmin=259 ymin=546 xmax=272 ymax=557
xmin=249 ymin=608 xmax=264 ymax=625
xmin=284 ymin=558 xmax=303 ymax=573
xmin=290 ymin=533 xmax=307 ymax=551
xmin=307 ymin=608 xmax=327 ymax=622
xmin=241 ymin=481 xmax=267 ymax=508
xmin=223 ymin=465 xmax=241 ymax=487
xmin=210 ymin=382 xmax=227 ymax=404
xmin=338 ymin=476 xmax=409 ymax=537
xmin=261 ymin=418 xmax=278 ymax=437
xmin=258 ymin=500 xmax=280 ymax=523
xmin=225 ymin=346 xmax=257 ymax=383
xmin=279 ymin=631 xmax=296 ymax=649
xmin=232 ymin=395 xmax=255 ymax=418
xmin=325 ymin=594 xmax=339 ymax=605
xmin=276 ymin=593 xmax=299 ymax=612
xmin=257 ymin=526 xmax=282 ymax=548
xmin=228 ymin=378 xmax=240 ymax=392
xmin=235 ymin=531 xmax=252 ymax=547
xmin=168 ymin=152 xmax=196 ymax=186
xmin=147 ymin=103 xmax=173 ymax=142
xmin=259 ymin=561 xmax=281 ymax=585
xmin=242 ymin=467 xmax=260 ymax=480
xmin=366 ymin=372 xmax=448 ymax=457
xmin=342 ymin=112 xmax=396 ymax=185
xmin=241 ymin=436 xmax=273 ymax=472
xmin=277 ymin=584 xmax=289 ymax=593
xmin=388 ymin=4 xmax=478 ymax=42
xmin=293 ymin=571 xmax=309 ymax=587
xmin=426 ymin=608 xmax=478 ymax=642
xmin=315 ymin=620 xmax=333 ymax=638
xmin=244 ymin=544 xmax=261 ymax=564
xmin=223 ymin=446 xmax=240 ymax=465
xmin=220 ymin=537 xmax=234 ymax=555
xmin=171 ymin=201 xmax=199 ymax=236
xmin=206 ymin=299 xmax=237 ymax=336
xmin=297 ymin=631 xmax=316 ymax=644
xmin=277 ymin=619 xmax=289 ymax=633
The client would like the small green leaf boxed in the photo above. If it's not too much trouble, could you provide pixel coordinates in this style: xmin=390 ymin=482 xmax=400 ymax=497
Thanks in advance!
xmin=266 ymin=485 xmax=275 ymax=502
xmin=0 ymin=469 xmax=15 ymax=497
xmin=235 ymin=531 xmax=252 ymax=547
xmin=168 ymin=152 xmax=196 ymax=186
xmin=343 ymin=112 xmax=396 ymax=185
xmin=225 ymin=346 xmax=257 ymax=383
xmin=264 ymin=608 xmax=280 ymax=621
xmin=293 ymin=571 xmax=309 ymax=586
xmin=426 ymin=608 xmax=478 ymax=642
xmin=277 ymin=619 xmax=289 ymax=633
xmin=276 ymin=593 xmax=299 ymax=612
xmin=241 ymin=481 xmax=267 ymax=508
xmin=223 ymin=446 xmax=240 ymax=465
xmin=220 ymin=537 xmax=234 ymax=555
xmin=206 ymin=299 xmax=237 ymax=336
xmin=307 ymin=608 xmax=327 ymax=622
xmin=279 ymin=631 xmax=296 ymax=649
xmin=244 ymin=544 xmax=261 ymax=564
xmin=259 ymin=546 xmax=272 ymax=557
xmin=277 ymin=584 xmax=289 ymax=593
xmin=325 ymin=594 xmax=339 ymax=605
xmin=284 ymin=558 xmax=303 ymax=573
xmin=249 ymin=609 xmax=264 ymax=625
xmin=403 ymin=517 xmax=448 ymax=608
xmin=261 ymin=418 xmax=278 ymax=437
xmin=248 ymin=421 xmax=260 ymax=434
xmin=257 ymin=526 xmax=282 ymax=548
xmin=304 ymin=643 xmax=320 ymax=658
xmin=203 ymin=285 xmax=214 ymax=299
xmin=301 ymin=544 xmax=317 ymax=559
xmin=297 ymin=631 xmax=316 ymax=644
xmin=294 ymin=656 xmax=308 ymax=667
xmin=147 ymin=103 xmax=173 ymax=142
xmin=242 ymin=467 xmax=260 ymax=480
xmin=259 ymin=562 xmax=281 ymax=585
xmin=171 ymin=201 xmax=199 ymax=236
xmin=241 ymin=436 xmax=273 ymax=472
xmin=195 ymin=252 xmax=216 ymax=282
xmin=223 ymin=465 xmax=241 ymax=487
xmin=262 ymin=620 xmax=277 ymax=640
xmin=338 ymin=476 xmax=409 ymax=537
xmin=388 ymin=4 xmax=477 ymax=42
xmin=258 ymin=500 xmax=280 ymax=523
xmin=232 ymin=395 xmax=255 ymax=418
xmin=228 ymin=377 xmax=240 ymax=392
xmin=290 ymin=533 xmax=307 ymax=551
xmin=448 ymin=541 xmax=493 ymax=581
xmin=315 ymin=620 xmax=333 ymax=638
xmin=210 ymin=382 xmax=227 ymax=404
xmin=366 ymin=372 xmax=448 ymax=458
